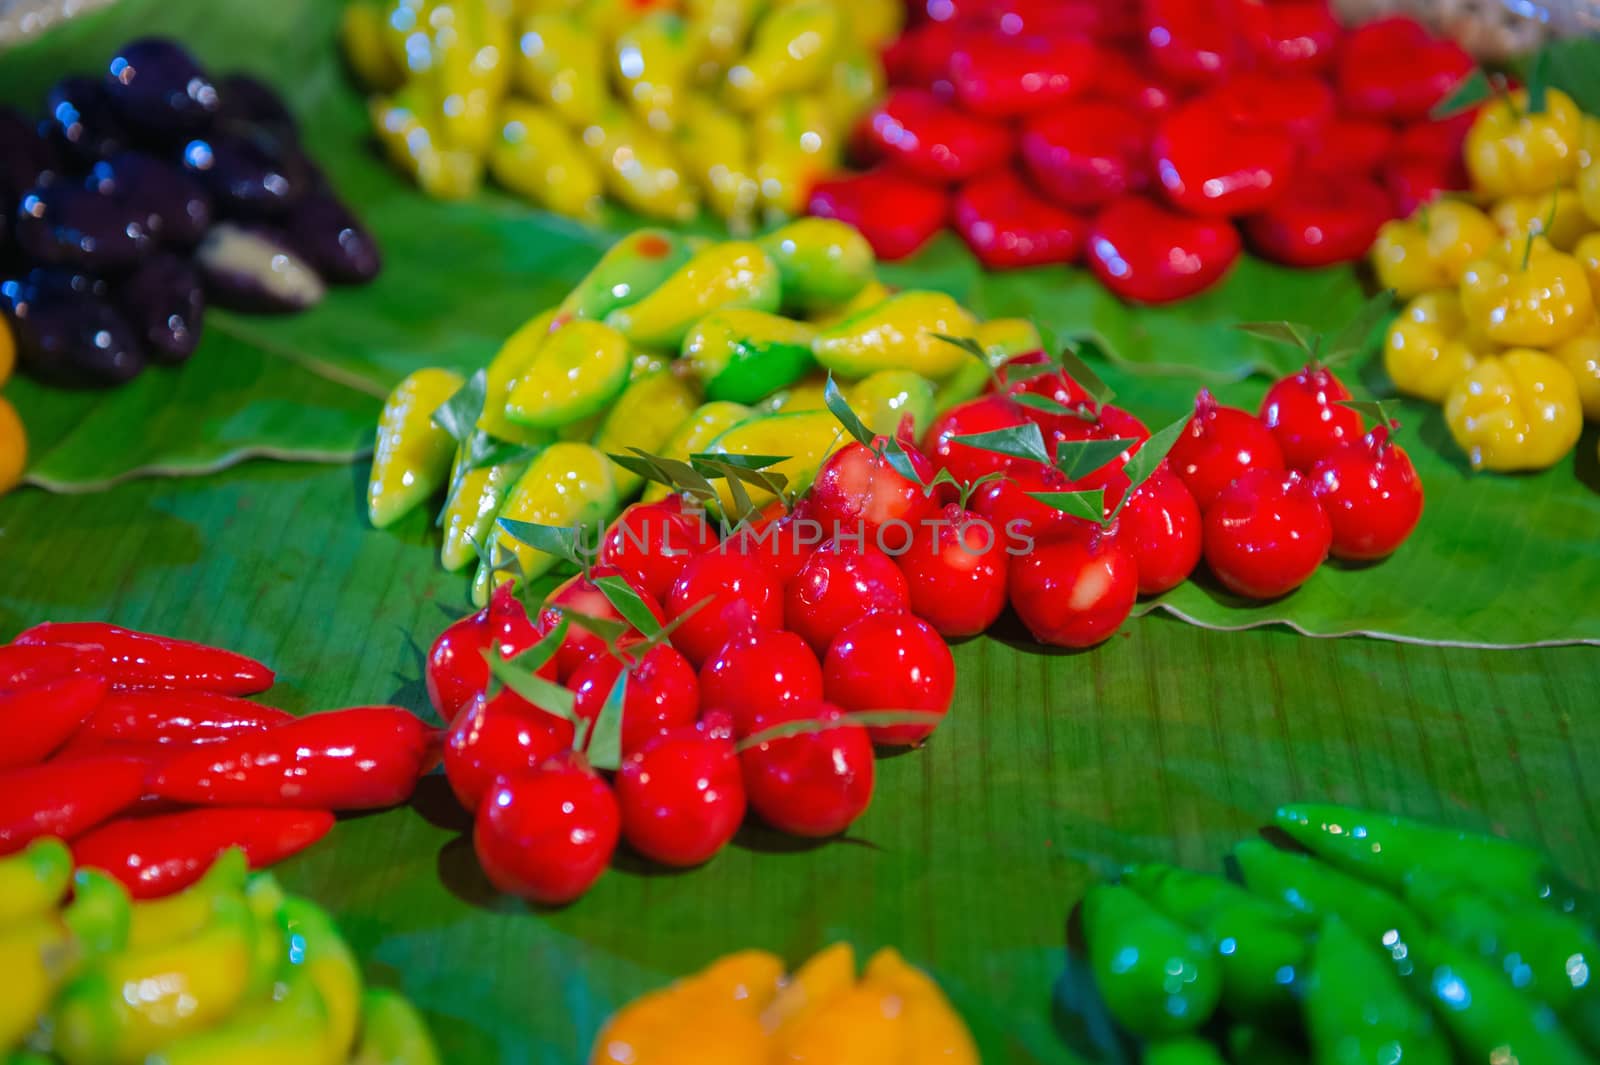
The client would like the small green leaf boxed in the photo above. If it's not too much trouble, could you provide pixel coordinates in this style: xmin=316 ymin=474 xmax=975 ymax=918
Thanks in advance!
xmin=1011 ymin=392 xmax=1086 ymax=418
xmin=921 ymin=466 xmax=964 ymax=499
xmin=1054 ymin=438 xmax=1137 ymax=483
xmin=823 ymin=374 xmax=876 ymax=447
xmin=996 ymin=360 xmax=1060 ymax=387
xmin=484 ymin=648 xmax=577 ymax=723
xmin=1121 ymin=415 xmax=1189 ymax=495
xmin=594 ymin=574 xmax=661 ymax=638
xmin=1430 ymin=68 xmax=1492 ymax=120
xmin=645 ymin=593 xmax=715 ymax=649
xmin=496 ymin=519 xmax=587 ymax=567
xmin=1235 ymin=321 xmax=1315 ymax=354
xmin=467 ymin=440 xmax=542 ymax=473
xmin=950 ymin=423 xmax=1051 ymax=466
xmin=1526 ymin=49 xmax=1550 ymax=114
xmin=879 ymin=438 xmax=926 ymax=487
xmin=690 ymin=452 xmax=789 ymax=472
xmin=931 ymin=332 xmax=989 ymax=364
xmin=513 ymin=615 xmax=569 ymax=673
xmin=552 ymin=606 xmax=630 ymax=647
xmin=734 ymin=709 xmax=948 ymax=751
xmin=1322 ymin=290 xmax=1397 ymax=367
xmin=584 ymin=670 xmax=627 ymax=771
xmin=692 ymin=456 xmax=791 ymax=502
xmin=468 ymin=533 xmax=524 ymax=590
xmin=430 ymin=370 xmax=489 ymax=443
xmin=1026 ymin=489 xmax=1106 ymax=524
xmin=609 ymin=448 xmax=720 ymax=503
xmin=1340 ymin=399 xmax=1394 ymax=427
xmin=1055 ymin=345 xmax=1114 ymax=408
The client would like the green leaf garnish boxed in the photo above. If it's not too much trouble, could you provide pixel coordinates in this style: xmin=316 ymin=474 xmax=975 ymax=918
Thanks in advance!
xmin=1120 ymin=416 xmax=1188 ymax=496
xmin=1056 ymin=345 xmax=1114 ymax=409
xmin=551 ymin=606 xmax=630 ymax=647
xmin=608 ymin=448 xmax=719 ymax=504
xmin=690 ymin=452 xmax=788 ymax=472
xmin=879 ymin=437 xmax=926 ymax=487
xmin=430 ymin=370 xmax=489 ymax=443
xmin=1054 ymin=438 xmax=1137 ymax=483
xmin=1430 ymin=68 xmax=1492 ymax=120
xmin=483 ymin=648 xmax=577 ymax=723
xmin=1321 ymin=290 xmax=1397 ymax=368
xmin=513 ymin=615 xmax=569 ymax=673
xmin=1340 ymin=398 xmax=1395 ymax=427
xmin=584 ymin=670 xmax=627 ymax=771
xmin=1526 ymin=49 xmax=1550 ymax=114
xmin=1235 ymin=321 xmax=1316 ymax=355
xmin=949 ymin=423 xmax=1051 ymax=466
xmin=823 ymin=374 xmax=876 ymax=447
xmin=1011 ymin=392 xmax=1089 ymax=418
xmin=1026 ymin=488 xmax=1106 ymax=524
xmin=496 ymin=519 xmax=588 ymax=568
xmin=996 ymin=360 xmax=1060 ymax=387
xmin=593 ymin=574 xmax=662 ymax=638
xmin=931 ymin=333 xmax=990 ymax=364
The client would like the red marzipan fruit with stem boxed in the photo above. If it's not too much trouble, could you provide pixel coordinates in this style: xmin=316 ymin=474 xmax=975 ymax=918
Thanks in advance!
xmin=1037 ymin=403 xmax=1149 ymax=495
xmin=1087 ymin=51 xmax=1179 ymax=118
xmin=739 ymin=699 xmax=874 ymax=838
xmin=444 ymin=694 xmax=574 ymax=814
xmin=989 ymin=351 xmax=1092 ymax=409
xmin=895 ymin=504 xmax=1011 ymax=638
xmin=1085 ymin=198 xmax=1242 ymax=304
xmin=1308 ymin=424 xmax=1424 ymax=561
xmin=616 ymin=719 xmax=745 ymax=867
xmin=1019 ymin=101 xmax=1151 ymax=211
xmin=1117 ymin=461 xmax=1203 ymax=595
xmin=1167 ymin=389 xmax=1286 ymax=510
xmin=860 ymin=88 xmax=1015 ymax=183
xmin=665 ymin=552 xmax=783 ymax=668
xmin=698 ymin=628 xmax=823 ymax=739
xmin=1259 ymin=363 xmax=1364 ymax=470
xmin=1203 ymin=467 xmax=1332 ymax=598
xmin=567 ymin=642 xmax=700 ymax=755
xmin=923 ymin=394 xmax=1031 ymax=485
xmin=971 ymin=461 xmax=1093 ymax=546
xmin=474 ymin=751 xmax=619 ymax=905
xmin=807 ymin=439 xmax=936 ymax=546
xmin=784 ymin=540 xmax=910 ymax=658
xmin=426 ymin=606 xmax=492 ymax=723
xmin=946 ymin=29 xmax=1098 ymax=118
xmin=882 ymin=19 xmax=964 ymax=88
xmin=724 ymin=504 xmax=820 ymax=589
xmin=1205 ymin=72 xmax=1335 ymax=146
xmin=953 ymin=169 xmax=1090 ymax=269
xmin=1007 ymin=523 xmax=1138 ymax=648
xmin=822 ymin=613 xmax=955 ymax=746
xmin=1301 ymin=119 xmax=1396 ymax=178
xmin=598 ymin=498 xmax=718 ymax=605
xmin=807 ymin=170 xmax=949 ymax=262
xmin=1243 ymin=174 xmax=1393 ymax=268
xmin=1152 ymin=96 xmax=1298 ymax=218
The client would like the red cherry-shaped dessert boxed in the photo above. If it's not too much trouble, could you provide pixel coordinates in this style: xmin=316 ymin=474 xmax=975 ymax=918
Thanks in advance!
xmin=665 ymin=552 xmax=782 ymax=667
xmin=784 ymin=540 xmax=910 ymax=658
xmin=1007 ymin=523 xmax=1138 ymax=648
xmin=823 ymin=613 xmax=955 ymax=746
xmin=860 ymin=88 xmax=1014 ymax=183
xmin=947 ymin=30 xmax=1097 ymax=118
xmin=1167 ymin=389 xmax=1285 ymax=509
xmin=473 ymin=752 xmax=619 ymax=905
xmin=807 ymin=169 xmax=949 ymax=263
xmin=1087 ymin=52 xmax=1179 ymax=118
xmin=724 ymin=503 xmax=818 ymax=588
xmin=971 ymin=461 xmax=1094 ymax=545
xmin=1205 ymin=73 xmax=1335 ymax=146
xmin=1258 ymin=363 xmax=1364 ymax=471
xmin=1117 ymin=461 xmax=1203 ymax=595
xmin=953 ymin=170 xmax=1089 ymax=269
xmin=1383 ymin=156 xmax=1468 ymax=219
xmin=808 ymin=440 xmax=936 ymax=546
xmin=1019 ymin=101 xmax=1151 ymax=211
xmin=1203 ymin=467 xmax=1332 ymax=598
xmin=1301 ymin=119 xmax=1396 ymax=178
xmin=739 ymin=699 xmax=874 ymax=837
xmin=1336 ymin=17 xmax=1473 ymax=121
xmin=540 ymin=570 xmax=662 ymax=680
xmin=426 ymin=605 xmax=491 ymax=722
xmin=599 ymin=499 xmax=717 ymax=604
xmin=1246 ymin=0 xmax=1341 ymax=74
xmin=1243 ymin=174 xmax=1392 ymax=268
xmin=1039 ymin=403 xmax=1148 ymax=496
xmin=882 ymin=19 xmax=964 ymax=88
xmin=699 ymin=628 xmax=824 ymax=738
xmin=444 ymin=695 xmax=574 ymax=813
xmin=1141 ymin=0 xmax=1265 ymax=88
xmin=1152 ymin=97 xmax=1298 ymax=218
xmin=989 ymin=351 xmax=1092 ymax=410
xmin=616 ymin=721 xmax=745 ymax=867
xmin=1086 ymin=198 xmax=1242 ymax=304
xmin=567 ymin=643 xmax=700 ymax=756
xmin=1308 ymin=424 xmax=1424 ymax=561
xmin=895 ymin=504 xmax=1011 ymax=638
xmin=923 ymin=394 xmax=1031 ymax=485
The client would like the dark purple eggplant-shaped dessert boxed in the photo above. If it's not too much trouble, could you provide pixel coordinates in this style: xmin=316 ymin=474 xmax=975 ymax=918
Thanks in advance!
xmin=2 ymin=269 xmax=145 ymax=384
xmin=196 ymin=222 xmax=324 ymax=313
xmin=42 ymin=76 xmax=131 ymax=162
xmin=88 ymin=152 xmax=213 ymax=247
xmin=181 ymin=126 xmax=309 ymax=217
xmin=282 ymin=193 xmax=380 ymax=284
xmin=216 ymin=73 xmax=298 ymax=143
xmin=115 ymin=251 xmax=204 ymax=361
xmin=14 ymin=181 xmax=153 ymax=272
xmin=104 ymin=37 xmax=221 ymax=139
